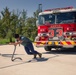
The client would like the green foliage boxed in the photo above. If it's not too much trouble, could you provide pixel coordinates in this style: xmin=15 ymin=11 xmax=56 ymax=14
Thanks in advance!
xmin=0 ymin=38 xmax=15 ymax=44
xmin=0 ymin=7 xmax=38 ymax=44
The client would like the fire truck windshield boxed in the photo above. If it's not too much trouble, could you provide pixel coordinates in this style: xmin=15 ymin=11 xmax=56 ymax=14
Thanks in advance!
xmin=38 ymin=11 xmax=76 ymax=25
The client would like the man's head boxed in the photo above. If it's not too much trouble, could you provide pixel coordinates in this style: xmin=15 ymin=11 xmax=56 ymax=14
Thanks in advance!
xmin=15 ymin=34 xmax=19 ymax=38
xmin=14 ymin=34 xmax=20 ymax=41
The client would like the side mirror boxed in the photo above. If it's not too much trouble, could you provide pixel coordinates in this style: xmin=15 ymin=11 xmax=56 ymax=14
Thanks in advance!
xmin=36 ymin=20 xmax=39 ymax=26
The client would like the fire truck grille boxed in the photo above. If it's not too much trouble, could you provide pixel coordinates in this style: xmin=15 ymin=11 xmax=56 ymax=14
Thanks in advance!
xmin=48 ymin=28 xmax=63 ymax=41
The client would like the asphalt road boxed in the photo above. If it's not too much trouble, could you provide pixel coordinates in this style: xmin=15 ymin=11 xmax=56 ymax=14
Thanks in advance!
xmin=0 ymin=44 xmax=76 ymax=75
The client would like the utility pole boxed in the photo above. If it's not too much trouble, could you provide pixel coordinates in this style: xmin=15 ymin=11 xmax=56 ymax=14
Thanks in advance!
xmin=38 ymin=4 xmax=42 ymax=13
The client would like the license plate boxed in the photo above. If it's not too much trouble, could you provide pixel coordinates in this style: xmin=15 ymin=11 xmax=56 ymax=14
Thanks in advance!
xmin=49 ymin=37 xmax=59 ymax=41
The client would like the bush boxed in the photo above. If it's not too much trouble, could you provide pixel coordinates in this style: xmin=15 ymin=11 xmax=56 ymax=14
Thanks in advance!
xmin=0 ymin=38 xmax=15 ymax=45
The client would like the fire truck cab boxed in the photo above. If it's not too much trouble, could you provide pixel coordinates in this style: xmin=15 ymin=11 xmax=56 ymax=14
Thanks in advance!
xmin=34 ymin=7 xmax=76 ymax=51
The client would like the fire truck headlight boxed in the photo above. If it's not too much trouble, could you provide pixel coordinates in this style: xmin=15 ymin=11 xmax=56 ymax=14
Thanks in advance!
xmin=66 ymin=32 xmax=73 ymax=36
xmin=69 ymin=32 xmax=73 ymax=36
xmin=40 ymin=33 xmax=49 ymax=36
xmin=35 ymin=36 xmax=39 ymax=41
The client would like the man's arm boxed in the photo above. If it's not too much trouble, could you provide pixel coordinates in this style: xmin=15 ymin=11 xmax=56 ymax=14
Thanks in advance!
xmin=9 ymin=40 xmax=23 ymax=46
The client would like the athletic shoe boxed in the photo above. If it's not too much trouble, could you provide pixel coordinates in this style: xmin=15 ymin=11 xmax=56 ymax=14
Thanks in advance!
xmin=38 ymin=53 xmax=42 ymax=58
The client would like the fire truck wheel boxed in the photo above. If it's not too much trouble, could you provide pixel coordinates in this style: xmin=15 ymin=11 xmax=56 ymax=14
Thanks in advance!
xmin=74 ymin=46 xmax=76 ymax=49
xmin=44 ymin=46 xmax=52 ymax=51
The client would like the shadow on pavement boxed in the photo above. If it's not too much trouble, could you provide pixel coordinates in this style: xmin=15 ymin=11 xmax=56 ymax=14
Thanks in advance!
xmin=1 ymin=54 xmax=24 ymax=58
xmin=27 ymin=57 xmax=49 ymax=62
xmin=43 ymin=48 xmax=76 ymax=55
xmin=0 ymin=48 xmax=76 ymax=69
xmin=0 ymin=57 xmax=49 ymax=69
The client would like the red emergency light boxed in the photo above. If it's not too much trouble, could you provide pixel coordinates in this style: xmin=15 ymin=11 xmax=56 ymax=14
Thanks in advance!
xmin=44 ymin=6 xmax=73 ymax=11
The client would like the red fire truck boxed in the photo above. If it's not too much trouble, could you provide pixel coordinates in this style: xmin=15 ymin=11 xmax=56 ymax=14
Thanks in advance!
xmin=34 ymin=7 xmax=76 ymax=51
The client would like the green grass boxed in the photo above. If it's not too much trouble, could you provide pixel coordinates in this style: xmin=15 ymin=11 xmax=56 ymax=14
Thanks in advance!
xmin=0 ymin=38 xmax=15 ymax=45
xmin=0 ymin=38 xmax=34 ymax=45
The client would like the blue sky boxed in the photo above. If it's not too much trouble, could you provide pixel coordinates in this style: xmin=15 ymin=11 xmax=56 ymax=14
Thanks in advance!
xmin=0 ymin=0 xmax=76 ymax=17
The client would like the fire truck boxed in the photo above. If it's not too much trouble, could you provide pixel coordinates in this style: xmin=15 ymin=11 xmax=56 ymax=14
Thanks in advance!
xmin=34 ymin=7 xmax=76 ymax=51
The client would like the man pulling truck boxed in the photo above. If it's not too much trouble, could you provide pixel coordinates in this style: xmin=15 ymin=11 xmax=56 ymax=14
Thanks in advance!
xmin=9 ymin=34 xmax=42 ymax=59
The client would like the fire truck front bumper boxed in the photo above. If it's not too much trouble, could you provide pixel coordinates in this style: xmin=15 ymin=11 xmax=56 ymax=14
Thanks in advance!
xmin=34 ymin=41 xmax=76 ymax=48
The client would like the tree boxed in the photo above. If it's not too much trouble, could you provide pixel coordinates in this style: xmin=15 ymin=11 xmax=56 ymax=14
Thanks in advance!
xmin=1 ymin=7 xmax=19 ymax=42
xmin=22 ymin=17 xmax=37 ymax=41
xmin=1 ymin=7 xmax=11 ymax=39
xmin=0 ymin=6 xmax=38 ymax=43
xmin=16 ymin=9 xmax=27 ymax=35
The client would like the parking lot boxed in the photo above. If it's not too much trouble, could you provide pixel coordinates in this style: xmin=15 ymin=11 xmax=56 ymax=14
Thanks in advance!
xmin=0 ymin=44 xmax=76 ymax=75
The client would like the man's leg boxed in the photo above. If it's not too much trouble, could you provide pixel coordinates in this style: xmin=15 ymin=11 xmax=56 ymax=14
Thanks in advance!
xmin=24 ymin=46 xmax=33 ymax=55
xmin=24 ymin=46 xmax=37 ymax=58
xmin=27 ymin=43 xmax=42 ymax=58
xmin=27 ymin=43 xmax=39 ymax=54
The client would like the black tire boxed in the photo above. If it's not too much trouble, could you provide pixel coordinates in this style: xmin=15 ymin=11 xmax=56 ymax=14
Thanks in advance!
xmin=74 ymin=46 xmax=76 ymax=50
xmin=44 ymin=46 xmax=52 ymax=51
